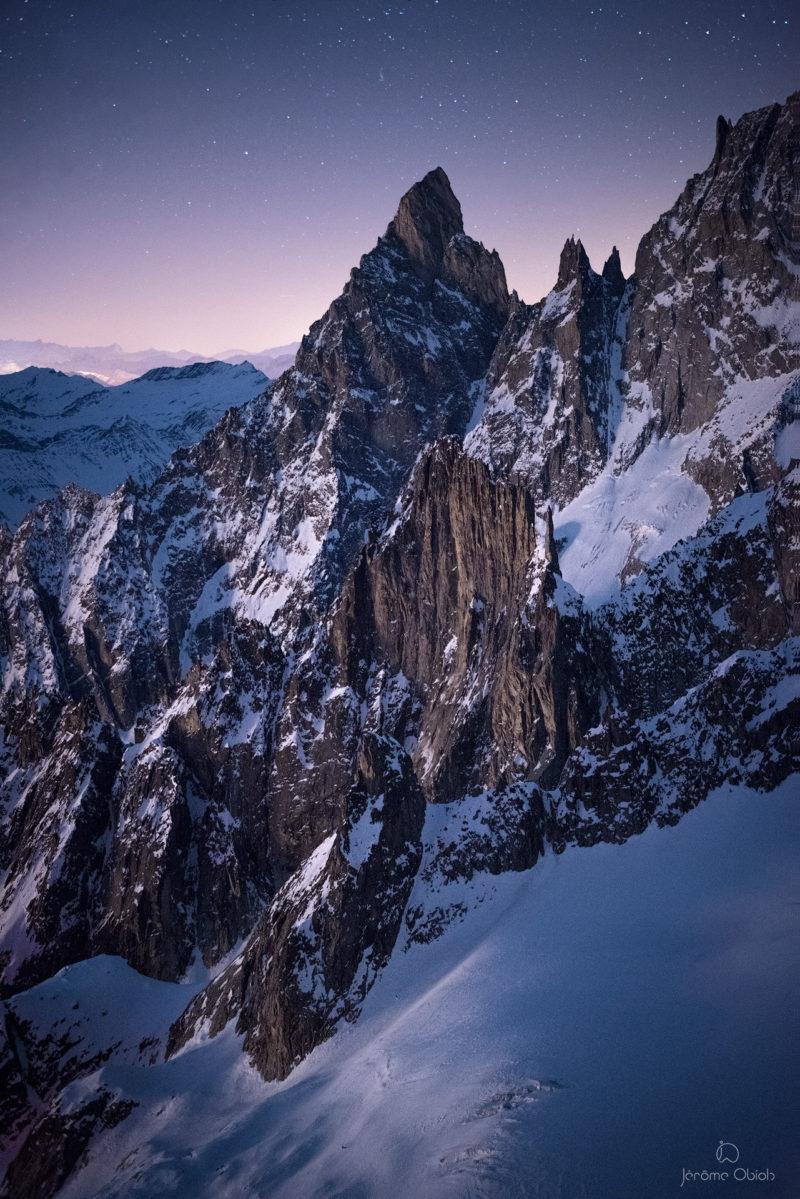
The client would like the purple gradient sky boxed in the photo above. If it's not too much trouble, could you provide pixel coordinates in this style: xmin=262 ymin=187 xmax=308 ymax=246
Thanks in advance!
xmin=1 ymin=0 xmax=796 ymax=356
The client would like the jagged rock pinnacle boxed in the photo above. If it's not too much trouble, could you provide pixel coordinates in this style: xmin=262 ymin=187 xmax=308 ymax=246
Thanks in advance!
xmin=602 ymin=246 xmax=625 ymax=290
xmin=544 ymin=505 xmax=560 ymax=573
xmin=556 ymin=235 xmax=591 ymax=289
xmin=385 ymin=166 xmax=464 ymax=279
xmin=714 ymin=113 xmax=732 ymax=161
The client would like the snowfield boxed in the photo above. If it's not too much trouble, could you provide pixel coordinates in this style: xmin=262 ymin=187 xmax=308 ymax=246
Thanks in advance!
xmin=555 ymin=369 xmax=799 ymax=607
xmin=15 ymin=780 xmax=794 ymax=1199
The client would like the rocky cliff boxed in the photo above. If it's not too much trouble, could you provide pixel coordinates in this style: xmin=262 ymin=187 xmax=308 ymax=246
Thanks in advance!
xmin=0 ymin=168 xmax=510 ymax=996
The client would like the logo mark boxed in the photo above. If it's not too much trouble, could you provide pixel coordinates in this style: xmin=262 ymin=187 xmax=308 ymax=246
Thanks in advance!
xmin=715 ymin=1141 xmax=739 ymax=1164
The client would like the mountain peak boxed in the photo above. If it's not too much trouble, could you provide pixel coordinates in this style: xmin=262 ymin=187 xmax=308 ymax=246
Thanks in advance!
xmin=556 ymin=235 xmax=591 ymax=289
xmin=714 ymin=113 xmax=732 ymax=161
xmin=385 ymin=167 xmax=464 ymax=279
xmin=602 ymin=246 xmax=625 ymax=289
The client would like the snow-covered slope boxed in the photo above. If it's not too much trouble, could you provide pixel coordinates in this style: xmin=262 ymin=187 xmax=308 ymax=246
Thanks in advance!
xmin=555 ymin=369 xmax=799 ymax=606
xmin=4 ymin=782 xmax=795 ymax=1199
xmin=0 ymin=361 xmax=269 ymax=527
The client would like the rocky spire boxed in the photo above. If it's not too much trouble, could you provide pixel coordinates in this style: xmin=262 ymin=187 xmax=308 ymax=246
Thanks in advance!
xmin=601 ymin=245 xmax=625 ymax=291
xmin=544 ymin=505 xmax=560 ymax=573
xmin=713 ymin=113 xmax=732 ymax=162
xmin=556 ymin=235 xmax=592 ymax=289
xmin=385 ymin=166 xmax=464 ymax=280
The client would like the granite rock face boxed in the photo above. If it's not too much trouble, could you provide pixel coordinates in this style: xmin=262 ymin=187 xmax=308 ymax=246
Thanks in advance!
xmin=465 ymin=235 xmax=627 ymax=505
xmin=0 ymin=168 xmax=510 ymax=994
xmin=468 ymin=93 xmax=800 ymax=515
xmin=1 ymin=97 xmax=799 ymax=1193
xmin=167 ymin=732 xmax=425 ymax=1079
xmin=331 ymin=440 xmax=543 ymax=801
xmin=628 ymin=101 xmax=800 ymax=440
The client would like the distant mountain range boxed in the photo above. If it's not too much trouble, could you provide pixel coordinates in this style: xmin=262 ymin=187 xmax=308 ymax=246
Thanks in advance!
xmin=0 ymin=360 xmax=271 ymax=527
xmin=0 ymin=339 xmax=300 ymax=386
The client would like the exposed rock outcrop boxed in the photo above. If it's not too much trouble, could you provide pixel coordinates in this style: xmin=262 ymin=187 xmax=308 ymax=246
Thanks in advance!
xmin=167 ymin=733 xmax=425 ymax=1079
xmin=0 ymin=166 xmax=511 ymax=993
xmin=466 ymin=234 xmax=627 ymax=505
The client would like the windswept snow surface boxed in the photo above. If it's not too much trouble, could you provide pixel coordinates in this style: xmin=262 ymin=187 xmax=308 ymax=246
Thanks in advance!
xmin=555 ymin=430 xmax=710 ymax=607
xmin=51 ymin=780 xmax=798 ymax=1199
xmin=554 ymin=369 xmax=800 ymax=607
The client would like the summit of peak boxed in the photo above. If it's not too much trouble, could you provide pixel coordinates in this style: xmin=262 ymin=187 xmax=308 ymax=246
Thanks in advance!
xmin=714 ymin=113 xmax=733 ymax=161
xmin=556 ymin=236 xmax=592 ymax=289
xmin=602 ymin=246 xmax=625 ymax=290
xmin=385 ymin=167 xmax=464 ymax=279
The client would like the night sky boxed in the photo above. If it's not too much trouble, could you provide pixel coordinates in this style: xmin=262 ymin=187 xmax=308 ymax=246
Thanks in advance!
xmin=1 ymin=0 xmax=797 ymax=355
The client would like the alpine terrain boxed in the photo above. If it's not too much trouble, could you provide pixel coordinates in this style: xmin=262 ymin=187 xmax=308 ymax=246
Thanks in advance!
xmin=0 ymin=361 xmax=273 ymax=529
xmin=0 ymin=93 xmax=798 ymax=1198
xmin=0 ymin=341 xmax=299 ymax=388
